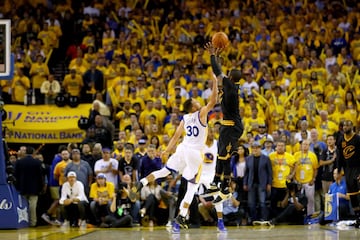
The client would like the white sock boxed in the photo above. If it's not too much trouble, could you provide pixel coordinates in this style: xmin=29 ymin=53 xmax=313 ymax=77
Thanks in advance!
xmin=152 ymin=168 xmax=171 ymax=180
xmin=215 ymin=203 xmax=223 ymax=213
xmin=179 ymin=182 xmax=198 ymax=217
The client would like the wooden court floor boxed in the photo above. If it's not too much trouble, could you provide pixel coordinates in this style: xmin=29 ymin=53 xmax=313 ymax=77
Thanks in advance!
xmin=1 ymin=225 xmax=359 ymax=240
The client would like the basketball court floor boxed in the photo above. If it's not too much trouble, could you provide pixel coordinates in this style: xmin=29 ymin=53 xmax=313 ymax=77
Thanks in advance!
xmin=1 ymin=225 xmax=359 ymax=240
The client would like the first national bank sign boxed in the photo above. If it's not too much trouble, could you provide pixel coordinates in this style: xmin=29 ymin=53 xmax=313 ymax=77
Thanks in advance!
xmin=3 ymin=104 xmax=91 ymax=143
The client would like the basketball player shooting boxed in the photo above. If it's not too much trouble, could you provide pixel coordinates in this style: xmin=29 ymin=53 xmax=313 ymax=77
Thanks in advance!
xmin=204 ymin=39 xmax=243 ymax=204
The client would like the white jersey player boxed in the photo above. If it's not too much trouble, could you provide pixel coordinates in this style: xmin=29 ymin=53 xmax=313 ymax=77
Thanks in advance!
xmin=199 ymin=130 xmax=218 ymax=187
xmin=136 ymin=72 xmax=218 ymax=233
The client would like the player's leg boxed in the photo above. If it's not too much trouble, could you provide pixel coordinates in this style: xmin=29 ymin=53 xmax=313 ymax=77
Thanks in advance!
xmin=173 ymin=149 xmax=202 ymax=232
xmin=137 ymin=149 xmax=184 ymax=191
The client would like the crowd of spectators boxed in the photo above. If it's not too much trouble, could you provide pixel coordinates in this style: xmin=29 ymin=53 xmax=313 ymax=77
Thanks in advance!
xmin=3 ymin=0 xmax=360 ymax=229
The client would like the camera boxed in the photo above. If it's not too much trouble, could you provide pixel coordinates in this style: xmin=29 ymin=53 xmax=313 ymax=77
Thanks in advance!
xmin=286 ymin=181 xmax=299 ymax=192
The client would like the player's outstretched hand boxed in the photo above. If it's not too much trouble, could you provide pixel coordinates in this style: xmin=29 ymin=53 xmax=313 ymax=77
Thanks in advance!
xmin=204 ymin=42 xmax=223 ymax=56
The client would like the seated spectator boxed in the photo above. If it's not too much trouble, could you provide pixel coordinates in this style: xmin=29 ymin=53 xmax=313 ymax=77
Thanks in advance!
xmin=40 ymin=74 xmax=61 ymax=105
xmin=159 ymin=174 xmax=180 ymax=227
xmin=121 ymin=174 xmax=141 ymax=225
xmin=328 ymin=169 xmax=351 ymax=220
xmin=89 ymin=173 xmax=115 ymax=226
xmin=140 ymin=180 xmax=162 ymax=227
xmin=222 ymin=180 xmax=241 ymax=226
xmin=59 ymin=171 xmax=88 ymax=229
xmin=64 ymin=148 xmax=93 ymax=196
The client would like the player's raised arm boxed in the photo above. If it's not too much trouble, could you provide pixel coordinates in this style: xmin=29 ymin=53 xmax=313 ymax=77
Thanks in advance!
xmin=205 ymin=42 xmax=224 ymax=83
xmin=200 ymin=72 xmax=218 ymax=122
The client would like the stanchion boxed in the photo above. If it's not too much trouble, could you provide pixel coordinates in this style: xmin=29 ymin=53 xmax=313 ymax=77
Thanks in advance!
xmin=0 ymin=88 xmax=29 ymax=229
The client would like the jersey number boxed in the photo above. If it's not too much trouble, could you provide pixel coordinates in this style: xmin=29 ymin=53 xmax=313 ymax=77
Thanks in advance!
xmin=186 ymin=126 xmax=199 ymax=137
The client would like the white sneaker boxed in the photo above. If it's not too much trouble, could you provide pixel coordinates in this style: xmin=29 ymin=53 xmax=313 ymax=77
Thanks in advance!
xmin=140 ymin=208 xmax=146 ymax=218
xmin=79 ymin=220 xmax=87 ymax=230
xmin=166 ymin=221 xmax=172 ymax=227
xmin=61 ymin=220 xmax=70 ymax=229
xmin=41 ymin=213 xmax=52 ymax=225
xmin=52 ymin=219 xmax=62 ymax=226
xmin=149 ymin=220 xmax=154 ymax=227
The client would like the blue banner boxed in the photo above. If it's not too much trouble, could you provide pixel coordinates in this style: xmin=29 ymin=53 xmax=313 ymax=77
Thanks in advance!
xmin=324 ymin=193 xmax=339 ymax=221
xmin=0 ymin=184 xmax=29 ymax=228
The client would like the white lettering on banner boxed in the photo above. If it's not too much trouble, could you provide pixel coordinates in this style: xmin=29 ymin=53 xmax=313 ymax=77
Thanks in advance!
xmin=0 ymin=199 xmax=13 ymax=210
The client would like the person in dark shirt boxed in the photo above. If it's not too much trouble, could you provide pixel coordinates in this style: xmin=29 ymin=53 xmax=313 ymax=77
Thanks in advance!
xmin=243 ymin=141 xmax=272 ymax=223
xmin=270 ymin=182 xmax=308 ymax=225
xmin=81 ymin=143 xmax=96 ymax=172
xmin=204 ymin=42 xmax=244 ymax=204
xmin=82 ymin=60 xmax=104 ymax=103
xmin=88 ymin=115 xmax=113 ymax=149
xmin=101 ymin=182 xmax=133 ymax=228
xmin=337 ymin=120 xmax=360 ymax=228
xmin=139 ymin=144 xmax=162 ymax=180
xmin=319 ymin=135 xmax=339 ymax=197
xmin=14 ymin=147 xmax=45 ymax=227
xmin=118 ymin=145 xmax=139 ymax=183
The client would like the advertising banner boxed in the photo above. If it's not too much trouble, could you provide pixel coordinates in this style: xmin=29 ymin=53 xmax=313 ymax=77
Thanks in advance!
xmin=3 ymin=104 xmax=91 ymax=143
xmin=324 ymin=193 xmax=339 ymax=221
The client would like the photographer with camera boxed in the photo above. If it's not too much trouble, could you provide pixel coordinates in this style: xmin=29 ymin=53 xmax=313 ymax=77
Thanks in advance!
xmin=270 ymin=181 xmax=308 ymax=225
xmin=100 ymin=179 xmax=134 ymax=228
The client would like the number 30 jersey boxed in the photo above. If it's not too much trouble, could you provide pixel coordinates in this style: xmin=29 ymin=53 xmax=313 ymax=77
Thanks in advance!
xmin=182 ymin=110 xmax=207 ymax=150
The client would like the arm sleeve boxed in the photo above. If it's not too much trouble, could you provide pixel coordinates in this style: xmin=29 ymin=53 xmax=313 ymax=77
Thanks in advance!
xmin=210 ymin=55 xmax=222 ymax=77
xmin=59 ymin=184 xmax=68 ymax=204
xmin=40 ymin=82 xmax=47 ymax=93
xmin=89 ymin=183 xmax=96 ymax=199
xmin=77 ymin=182 xmax=88 ymax=202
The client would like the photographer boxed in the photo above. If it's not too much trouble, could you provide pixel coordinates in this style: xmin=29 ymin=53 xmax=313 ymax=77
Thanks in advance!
xmin=100 ymin=180 xmax=134 ymax=228
xmin=270 ymin=181 xmax=307 ymax=225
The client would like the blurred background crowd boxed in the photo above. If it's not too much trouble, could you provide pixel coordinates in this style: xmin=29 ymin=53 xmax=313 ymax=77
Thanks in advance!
xmin=2 ymin=0 xmax=360 ymax=229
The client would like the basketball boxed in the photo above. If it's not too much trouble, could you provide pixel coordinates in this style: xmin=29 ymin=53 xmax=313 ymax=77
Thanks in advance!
xmin=212 ymin=32 xmax=229 ymax=49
